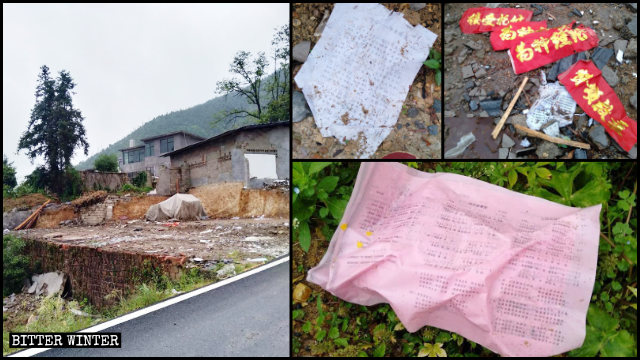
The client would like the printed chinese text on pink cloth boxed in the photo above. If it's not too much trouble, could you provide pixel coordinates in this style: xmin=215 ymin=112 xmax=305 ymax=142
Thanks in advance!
xmin=307 ymin=162 xmax=601 ymax=357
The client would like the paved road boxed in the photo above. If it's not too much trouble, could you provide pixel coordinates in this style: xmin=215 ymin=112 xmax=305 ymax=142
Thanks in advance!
xmin=33 ymin=260 xmax=289 ymax=357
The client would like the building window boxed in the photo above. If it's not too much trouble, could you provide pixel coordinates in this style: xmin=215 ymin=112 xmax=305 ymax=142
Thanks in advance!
xmin=160 ymin=137 xmax=174 ymax=153
xmin=146 ymin=143 xmax=154 ymax=157
xmin=126 ymin=148 xmax=145 ymax=163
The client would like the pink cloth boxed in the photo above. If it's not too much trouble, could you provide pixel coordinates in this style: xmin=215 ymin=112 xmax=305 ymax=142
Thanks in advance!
xmin=308 ymin=162 xmax=601 ymax=357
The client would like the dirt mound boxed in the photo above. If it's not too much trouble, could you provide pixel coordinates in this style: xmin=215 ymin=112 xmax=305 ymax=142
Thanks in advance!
xmin=112 ymin=195 xmax=168 ymax=220
xmin=35 ymin=206 xmax=76 ymax=228
xmin=240 ymin=189 xmax=289 ymax=218
xmin=3 ymin=193 xmax=50 ymax=212
xmin=189 ymin=182 xmax=288 ymax=218
xmin=189 ymin=183 xmax=244 ymax=218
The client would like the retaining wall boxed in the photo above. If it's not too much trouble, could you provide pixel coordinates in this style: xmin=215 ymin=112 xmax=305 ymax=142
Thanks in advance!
xmin=24 ymin=239 xmax=186 ymax=308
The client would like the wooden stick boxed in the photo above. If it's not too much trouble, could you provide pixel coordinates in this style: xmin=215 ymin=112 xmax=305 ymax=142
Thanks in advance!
xmin=513 ymin=124 xmax=591 ymax=149
xmin=492 ymin=76 xmax=529 ymax=139
xmin=14 ymin=199 xmax=51 ymax=230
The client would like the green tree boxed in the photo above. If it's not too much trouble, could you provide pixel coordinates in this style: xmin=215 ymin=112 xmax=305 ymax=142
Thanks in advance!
xmin=17 ymin=65 xmax=89 ymax=196
xmin=94 ymin=153 xmax=119 ymax=172
xmin=215 ymin=50 xmax=268 ymax=125
xmin=3 ymin=155 xmax=17 ymax=188
xmin=214 ymin=24 xmax=289 ymax=126
xmin=263 ymin=24 xmax=290 ymax=123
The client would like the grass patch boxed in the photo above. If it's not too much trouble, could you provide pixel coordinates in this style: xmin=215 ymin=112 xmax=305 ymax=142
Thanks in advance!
xmin=3 ymin=267 xmax=214 ymax=356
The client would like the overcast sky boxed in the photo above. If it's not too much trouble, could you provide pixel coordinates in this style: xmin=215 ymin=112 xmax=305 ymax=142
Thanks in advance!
xmin=3 ymin=3 xmax=288 ymax=182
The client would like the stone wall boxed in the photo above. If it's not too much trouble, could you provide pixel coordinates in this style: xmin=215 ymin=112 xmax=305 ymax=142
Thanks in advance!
xmin=80 ymin=171 xmax=129 ymax=192
xmin=24 ymin=238 xmax=186 ymax=308
xmin=79 ymin=197 xmax=117 ymax=226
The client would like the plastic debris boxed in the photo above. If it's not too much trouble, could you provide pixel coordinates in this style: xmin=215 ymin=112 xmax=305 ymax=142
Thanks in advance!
xmin=444 ymin=132 xmax=476 ymax=158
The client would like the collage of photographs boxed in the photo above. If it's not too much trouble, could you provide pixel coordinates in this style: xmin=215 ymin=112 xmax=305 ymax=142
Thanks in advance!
xmin=2 ymin=2 xmax=637 ymax=358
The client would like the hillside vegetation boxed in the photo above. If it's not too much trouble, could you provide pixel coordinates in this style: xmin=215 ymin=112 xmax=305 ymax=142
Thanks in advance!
xmin=75 ymin=72 xmax=281 ymax=170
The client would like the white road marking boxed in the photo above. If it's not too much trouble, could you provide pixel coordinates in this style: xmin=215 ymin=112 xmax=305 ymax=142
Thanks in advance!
xmin=9 ymin=256 xmax=289 ymax=357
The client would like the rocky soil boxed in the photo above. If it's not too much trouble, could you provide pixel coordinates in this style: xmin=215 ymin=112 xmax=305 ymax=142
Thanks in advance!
xmin=444 ymin=3 xmax=637 ymax=159
xmin=292 ymin=3 xmax=442 ymax=159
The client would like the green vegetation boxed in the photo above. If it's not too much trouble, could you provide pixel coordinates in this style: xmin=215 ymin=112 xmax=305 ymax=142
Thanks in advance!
xmin=132 ymin=171 xmax=147 ymax=188
xmin=3 ymin=156 xmax=17 ymax=189
xmin=292 ymin=162 xmax=359 ymax=252
xmin=94 ymin=153 xmax=119 ymax=172
xmin=119 ymin=183 xmax=152 ymax=194
xmin=424 ymin=49 xmax=442 ymax=87
xmin=292 ymin=162 xmax=637 ymax=357
xmin=17 ymin=65 xmax=89 ymax=197
xmin=2 ymin=235 xmax=30 ymax=297
xmin=3 ymin=244 xmax=267 ymax=355
xmin=214 ymin=24 xmax=289 ymax=126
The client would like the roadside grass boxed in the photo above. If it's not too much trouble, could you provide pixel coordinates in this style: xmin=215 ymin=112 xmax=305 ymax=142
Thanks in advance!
xmin=3 ymin=258 xmax=270 ymax=356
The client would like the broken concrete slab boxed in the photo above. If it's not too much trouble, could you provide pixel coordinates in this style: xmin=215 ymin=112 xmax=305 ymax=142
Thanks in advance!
xmin=28 ymin=271 xmax=66 ymax=297
xmin=536 ymin=142 xmax=563 ymax=159
xmin=474 ymin=67 xmax=487 ymax=78
xmin=462 ymin=65 xmax=474 ymax=79
xmin=216 ymin=264 xmax=236 ymax=279
xmin=614 ymin=39 xmax=629 ymax=55
xmin=479 ymin=99 xmax=502 ymax=117
xmin=547 ymin=51 xmax=588 ymax=81
xmin=601 ymin=66 xmax=619 ymax=87
xmin=591 ymin=47 xmax=614 ymax=69
xmin=588 ymin=123 xmax=610 ymax=149
xmin=502 ymin=134 xmax=515 ymax=148
xmin=464 ymin=40 xmax=483 ymax=51
xmin=625 ymin=39 xmax=637 ymax=59
xmin=3 ymin=209 xmax=33 ymax=230
xmin=498 ymin=148 xmax=509 ymax=159
xmin=574 ymin=149 xmax=588 ymax=159
xmin=627 ymin=16 xmax=637 ymax=36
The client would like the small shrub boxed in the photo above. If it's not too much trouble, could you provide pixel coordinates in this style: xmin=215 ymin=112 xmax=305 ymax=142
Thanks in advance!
xmin=93 ymin=153 xmax=118 ymax=172
xmin=132 ymin=172 xmax=147 ymax=188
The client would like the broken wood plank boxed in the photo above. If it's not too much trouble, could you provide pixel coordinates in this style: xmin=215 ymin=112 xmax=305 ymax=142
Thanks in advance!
xmin=513 ymin=124 xmax=591 ymax=149
xmin=492 ymin=76 xmax=529 ymax=139
xmin=14 ymin=199 xmax=51 ymax=230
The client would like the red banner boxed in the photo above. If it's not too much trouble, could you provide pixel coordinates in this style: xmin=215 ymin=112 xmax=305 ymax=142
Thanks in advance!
xmin=490 ymin=21 xmax=547 ymax=51
xmin=459 ymin=7 xmax=533 ymax=34
xmin=558 ymin=60 xmax=637 ymax=152
xmin=508 ymin=22 xmax=598 ymax=75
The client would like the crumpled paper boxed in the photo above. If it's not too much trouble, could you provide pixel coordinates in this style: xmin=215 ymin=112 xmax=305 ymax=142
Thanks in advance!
xmin=294 ymin=3 xmax=437 ymax=158
xmin=526 ymin=82 xmax=577 ymax=138
xmin=308 ymin=162 xmax=601 ymax=357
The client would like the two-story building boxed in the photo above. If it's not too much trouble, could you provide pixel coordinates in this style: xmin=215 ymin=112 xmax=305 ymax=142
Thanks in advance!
xmin=119 ymin=131 xmax=205 ymax=178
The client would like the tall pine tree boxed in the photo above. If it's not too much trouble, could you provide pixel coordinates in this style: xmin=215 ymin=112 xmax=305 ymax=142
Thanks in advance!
xmin=18 ymin=65 xmax=89 ymax=196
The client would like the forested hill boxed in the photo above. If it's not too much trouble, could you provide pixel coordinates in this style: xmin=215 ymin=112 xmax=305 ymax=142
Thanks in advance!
xmin=75 ymin=73 xmax=278 ymax=170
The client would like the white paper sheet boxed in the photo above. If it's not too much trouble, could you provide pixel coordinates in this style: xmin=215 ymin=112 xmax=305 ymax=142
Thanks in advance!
xmin=294 ymin=3 xmax=437 ymax=158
